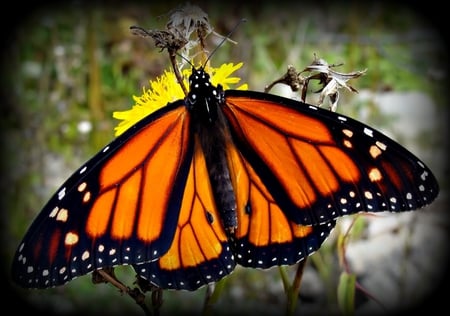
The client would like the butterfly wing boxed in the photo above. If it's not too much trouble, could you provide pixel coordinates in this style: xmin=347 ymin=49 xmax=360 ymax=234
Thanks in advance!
xmin=133 ymin=137 xmax=235 ymax=291
xmin=223 ymin=90 xmax=439 ymax=226
xmin=225 ymin=141 xmax=336 ymax=268
xmin=11 ymin=101 xmax=196 ymax=288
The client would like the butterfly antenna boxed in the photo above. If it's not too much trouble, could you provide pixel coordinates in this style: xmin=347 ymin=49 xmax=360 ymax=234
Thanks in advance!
xmin=175 ymin=52 xmax=195 ymax=68
xmin=202 ymin=18 xmax=247 ymax=68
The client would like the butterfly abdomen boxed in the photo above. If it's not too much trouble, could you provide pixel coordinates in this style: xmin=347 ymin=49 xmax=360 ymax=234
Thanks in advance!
xmin=200 ymin=127 xmax=238 ymax=232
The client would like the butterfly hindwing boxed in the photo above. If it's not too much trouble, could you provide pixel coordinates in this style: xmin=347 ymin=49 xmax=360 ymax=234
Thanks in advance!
xmin=225 ymin=141 xmax=336 ymax=268
xmin=133 ymin=137 xmax=235 ymax=290
xmin=11 ymin=102 xmax=193 ymax=288
xmin=223 ymin=90 xmax=439 ymax=226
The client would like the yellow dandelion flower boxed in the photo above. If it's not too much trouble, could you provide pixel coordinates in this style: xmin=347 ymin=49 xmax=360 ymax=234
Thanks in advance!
xmin=210 ymin=62 xmax=248 ymax=90
xmin=113 ymin=62 xmax=248 ymax=136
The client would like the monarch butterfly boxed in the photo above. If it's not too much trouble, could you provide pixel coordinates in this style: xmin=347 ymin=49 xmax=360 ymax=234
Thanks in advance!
xmin=11 ymin=64 xmax=439 ymax=291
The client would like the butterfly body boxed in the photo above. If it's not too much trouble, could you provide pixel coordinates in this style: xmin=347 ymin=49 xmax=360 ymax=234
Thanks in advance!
xmin=186 ymin=68 xmax=238 ymax=232
xmin=12 ymin=66 xmax=438 ymax=291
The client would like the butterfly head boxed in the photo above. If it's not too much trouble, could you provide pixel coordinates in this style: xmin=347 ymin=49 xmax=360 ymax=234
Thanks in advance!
xmin=187 ymin=67 xmax=224 ymax=125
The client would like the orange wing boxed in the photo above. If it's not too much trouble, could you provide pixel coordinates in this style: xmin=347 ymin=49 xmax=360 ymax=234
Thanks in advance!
xmin=222 ymin=90 xmax=439 ymax=227
xmin=12 ymin=102 xmax=196 ymax=288
xmin=133 ymin=136 xmax=235 ymax=290
xmin=225 ymin=140 xmax=336 ymax=268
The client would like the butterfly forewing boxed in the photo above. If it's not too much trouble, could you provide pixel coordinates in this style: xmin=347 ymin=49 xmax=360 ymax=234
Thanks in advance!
xmin=223 ymin=90 xmax=439 ymax=226
xmin=12 ymin=102 xmax=193 ymax=288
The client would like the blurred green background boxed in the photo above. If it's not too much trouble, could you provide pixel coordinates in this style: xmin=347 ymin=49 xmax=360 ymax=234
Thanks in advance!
xmin=1 ymin=1 xmax=447 ymax=315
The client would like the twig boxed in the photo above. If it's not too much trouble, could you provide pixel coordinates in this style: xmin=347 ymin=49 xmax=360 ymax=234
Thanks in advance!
xmin=94 ymin=269 xmax=152 ymax=316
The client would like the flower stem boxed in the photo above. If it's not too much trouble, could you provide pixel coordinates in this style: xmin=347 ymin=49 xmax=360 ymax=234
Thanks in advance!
xmin=280 ymin=259 xmax=307 ymax=316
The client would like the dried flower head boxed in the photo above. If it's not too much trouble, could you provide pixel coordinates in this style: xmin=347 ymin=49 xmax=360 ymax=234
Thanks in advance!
xmin=166 ymin=3 xmax=212 ymax=40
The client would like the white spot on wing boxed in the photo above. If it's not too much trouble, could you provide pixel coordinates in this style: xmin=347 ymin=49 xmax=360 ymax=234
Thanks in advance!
xmin=421 ymin=171 xmax=428 ymax=181
xmin=65 ymin=232 xmax=79 ymax=245
xmin=342 ymin=129 xmax=353 ymax=137
xmin=58 ymin=188 xmax=66 ymax=200
xmin=78 ymin=182 xmax=87 ymax=192
xmin=49 ymin=207 xmax=59 ymax=218
xmin=56 ymin=208 xmax=69 ymax=222
xmin=82 ymin=251 xmax=90 ymax=261
xmin=376 ymin=141 xmax=387 ymax=151
xmin=364 ymin=127 xmax=373 ymax=137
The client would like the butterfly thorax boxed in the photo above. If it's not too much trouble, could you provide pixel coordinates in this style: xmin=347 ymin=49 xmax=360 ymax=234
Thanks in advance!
xmin=186 ymin=67 xmax=238 ymax=233
xmin=186 ymin=68 xmax=223 ymax=124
